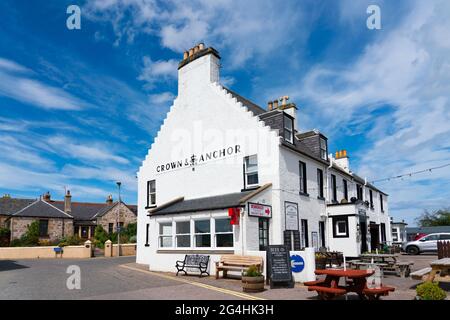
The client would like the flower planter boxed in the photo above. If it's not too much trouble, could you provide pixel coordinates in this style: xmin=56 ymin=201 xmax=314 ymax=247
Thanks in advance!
xmin=242 ymin=276 xmax=265 ymax=293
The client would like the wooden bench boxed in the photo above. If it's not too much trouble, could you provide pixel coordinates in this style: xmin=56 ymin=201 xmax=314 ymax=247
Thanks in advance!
xmin=215 ymin=255 xmax=263 ymax=279
xmin=363 ymin=286 xmax=395 ymax=300
xmin=175 ymin=254 xmax=210 ymax=277
xmin=410 ymin=267 xmax=432 ymax=280
xmin=307 ymin=285 xmax=347 ymax=300
xmin=382 ymin=261 xmax=414 ymax=277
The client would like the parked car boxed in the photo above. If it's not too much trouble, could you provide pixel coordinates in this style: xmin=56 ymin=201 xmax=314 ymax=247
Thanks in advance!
xmin=403 ymin=233 xmax=450 ymax=255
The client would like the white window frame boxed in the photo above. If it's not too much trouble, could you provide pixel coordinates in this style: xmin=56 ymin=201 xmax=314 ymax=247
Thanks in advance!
xmin=214 ymin=217 xmax=234 ymax=248
xmin=148 ymin=180 xmax=156 ymax=206
xmin=319 ymin=137 xmax=327 ymax=160
xmin=336 ymin=220 xmax=347 ymax=236
xmin=194 ymin=219 xmax=211 ymax=248
xmin=244 ymin=155 xmax=259 ymax=188
xmin=175 ymin=220 xmax=191 ymax=248
xmin=284 ymin=115 xmax=294 ymax=144
xmin=158 ymin=222 xmax=173 ymax=248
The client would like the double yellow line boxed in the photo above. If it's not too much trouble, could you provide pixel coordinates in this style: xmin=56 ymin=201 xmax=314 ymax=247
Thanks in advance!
xmin=120 ymin=264 xmax=265 ymax=300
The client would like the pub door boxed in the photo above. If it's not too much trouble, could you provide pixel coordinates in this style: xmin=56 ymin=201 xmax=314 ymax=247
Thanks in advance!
xmin=370 ymin=223 xmax=380 ymax=251
xmin=360 ymin=221 xmax=368 ymax=253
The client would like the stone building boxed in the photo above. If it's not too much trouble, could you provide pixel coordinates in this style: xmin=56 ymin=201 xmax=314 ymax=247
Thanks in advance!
xmin=0 ymin=191 xmax=137 ymax=242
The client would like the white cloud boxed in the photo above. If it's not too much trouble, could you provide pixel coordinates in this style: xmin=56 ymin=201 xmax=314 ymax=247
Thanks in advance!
xmin=0 ymin=57 xmax=88 ymax=110
xmin=137 ymin=56 xmax=178 ymax=88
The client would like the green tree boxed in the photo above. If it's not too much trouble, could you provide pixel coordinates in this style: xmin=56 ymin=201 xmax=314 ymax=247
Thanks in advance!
xmin=93 ymin=225 xmax=109 ymax=249
xmin=416 ymin=208 xmax=450 ymax=227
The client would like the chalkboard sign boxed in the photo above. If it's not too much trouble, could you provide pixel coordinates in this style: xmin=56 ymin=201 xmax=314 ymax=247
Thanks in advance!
xmin=266 ymin=245 xmax=294 ymax=289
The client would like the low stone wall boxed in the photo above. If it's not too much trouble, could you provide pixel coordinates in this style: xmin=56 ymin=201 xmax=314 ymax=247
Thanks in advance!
xmin=104 ymin=241 xmax=136 ymax=257
xmin=0 ymin=241 xmax=92 ymax=259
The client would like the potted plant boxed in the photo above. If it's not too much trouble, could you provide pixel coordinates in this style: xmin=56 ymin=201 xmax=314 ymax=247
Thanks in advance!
xmin=415 ymin=281 xmax=447 ymax=300
xmin=242 ymin=265 xmax=265 ymax=293
xmin=315 ymin=253 xmax=328 ymax=269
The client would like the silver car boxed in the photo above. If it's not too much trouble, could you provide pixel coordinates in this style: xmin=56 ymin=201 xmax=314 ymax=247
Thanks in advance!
xmin=403 ymin=233 xmax=450 ymax=255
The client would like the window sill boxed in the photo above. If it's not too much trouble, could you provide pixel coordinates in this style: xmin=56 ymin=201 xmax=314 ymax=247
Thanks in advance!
xmin=145 ymin=244 xmax=150 ymax=247
xmin=145 ymin=205 xmax=157 ymax=209
xmin=299 ymin=192 xmax=309 ymax=197
xmin=241 ymin=186 xmax=260 ymax=192
xmin=317 ymin=196 xmax=326 ymax=201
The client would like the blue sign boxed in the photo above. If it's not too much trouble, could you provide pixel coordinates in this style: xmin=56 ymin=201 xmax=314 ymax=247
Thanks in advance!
xmin=290 ymin=255 xmax=305 ymax=273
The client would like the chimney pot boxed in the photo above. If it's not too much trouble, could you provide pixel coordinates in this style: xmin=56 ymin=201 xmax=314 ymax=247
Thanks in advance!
xmin=106 ymin=194 xmax=113 ymax=205
xmin=268 ymin=101 xmax=273 ymax=110
xmin=43 ymin=191 xmax=51 ymax=202
xmin=273 ymin=100 xmax=279 ymax=109
xmin=194 ymin=46 xmax=199 ymax=54
xmin=183 ymin=51 xmax=188 ymax=60
xmin=189 ymin=48 xmax=194 ymax=57
xmin=198 ymin=43 xmax=205 ymax=50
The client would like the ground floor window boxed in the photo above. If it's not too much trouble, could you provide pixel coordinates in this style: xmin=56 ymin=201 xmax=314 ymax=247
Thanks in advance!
xmin=159 ymin=222 xmax=172 ymax=247
xmin=81 ymin=226 xmax=89 ymax=238
xmin=332 ymin=217 xmax=349 ymax=238
xmin=39 ymin=219 xmax=48 ymax=237
xmin=176 ymin=221 xmax=191 ymax=248
xmin=215 ymin=218 xmax=233 ymax=248
xmin=392 ymin=228 xmax=399 ymax=242
xmin=319 ymin=221 xmax=326 ymax=248
xmin=259 ymin=218 xmax=269 ymax=251
xmin=301 ymin=219 xmax=309 ymax=248
xmin=194 ymin=220 xmax=211 ymax=247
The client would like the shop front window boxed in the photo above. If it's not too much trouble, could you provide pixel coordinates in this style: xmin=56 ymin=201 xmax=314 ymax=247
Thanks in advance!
xmin=194 ymin=220 xmax=211 ymax=247
xmin=159 ymin=222 xmax=173 ymax=247
xmin=176 ymin=221 xmax=191 ymax=248
xmin=215 ymin=218 xmax=233 ymax=248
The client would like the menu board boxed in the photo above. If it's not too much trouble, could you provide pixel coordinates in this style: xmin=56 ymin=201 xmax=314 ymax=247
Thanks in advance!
xmin=266 ymin=245 xmax=294 ymax=288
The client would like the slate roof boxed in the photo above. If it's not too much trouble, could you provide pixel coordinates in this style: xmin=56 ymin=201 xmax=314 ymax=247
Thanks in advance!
xmin=0 ymin=197 xmax=35 ymax=216
xmin=149 ymin=190 xmax=254 ymax=216
xmin=51 ymin=201 xmax=107 ymax=220
xmin=12 ymin=199 xmax=73 ymax=219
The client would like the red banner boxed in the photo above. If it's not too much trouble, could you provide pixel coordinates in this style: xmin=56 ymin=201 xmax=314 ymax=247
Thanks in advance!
xmin=228 ymin=207 xmax=240 ymax=225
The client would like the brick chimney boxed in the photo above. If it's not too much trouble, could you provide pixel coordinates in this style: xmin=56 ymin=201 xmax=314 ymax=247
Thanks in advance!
xmin=43 ymin=191 xmax=51 ymax=202
xmin=106 ymin=194 xmax=113 ymax=205
xmin=334 ymin=150 xmax=350 ymax=172
xmin=178 ymin=43 xmax=221 ymax=97
xmin=64 ymin=190 xmax=72 ymax=213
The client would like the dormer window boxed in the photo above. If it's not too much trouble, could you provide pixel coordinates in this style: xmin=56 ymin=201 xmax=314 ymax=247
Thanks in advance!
xmin=320 ymin=137 xmax=327 ymax=160
xmin=284 ymin=115 xmax=294 ymax=144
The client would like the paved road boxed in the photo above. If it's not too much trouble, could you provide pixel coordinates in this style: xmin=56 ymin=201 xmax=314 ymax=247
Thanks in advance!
xmin=0 ymin=257 xmax=243 ymax=300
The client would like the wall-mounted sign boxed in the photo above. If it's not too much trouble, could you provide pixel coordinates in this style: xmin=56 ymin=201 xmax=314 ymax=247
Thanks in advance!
xmin=248 ymin=202 xmax=272 ymax=218
xmin=156 ymin=144 xmax=241 ymax=173
xmin=290 ymin=255 xmax=305 ymax=273
xmin=284 ymin=202 xmax=299 ymax=231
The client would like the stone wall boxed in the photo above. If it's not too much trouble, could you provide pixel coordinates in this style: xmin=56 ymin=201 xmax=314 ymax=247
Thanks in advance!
xmin=0 ymin=215 xmax=8 ymax=228
xmin=97 ymin=203 xmax=137 ymax=233
xmin=0 ymin=241 xmax=92 ymax=259
xmin=11 ymin=217 xmax=74 ymax=242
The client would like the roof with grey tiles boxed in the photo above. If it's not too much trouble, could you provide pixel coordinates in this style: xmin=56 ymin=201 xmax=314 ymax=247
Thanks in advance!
xmin=12 ymin=199 xmax=73 ymax=219
xmin=149 ymin=191 xmax=253 ymax=216
xmin=0 ymin=197 xmax=36 ymax=216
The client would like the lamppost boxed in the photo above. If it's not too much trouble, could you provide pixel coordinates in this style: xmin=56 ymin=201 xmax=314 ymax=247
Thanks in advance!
xmin=116 ymin=181 xmax=121 ymax=257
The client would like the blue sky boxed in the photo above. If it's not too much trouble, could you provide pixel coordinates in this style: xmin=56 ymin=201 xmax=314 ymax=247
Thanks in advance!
xmin=0 ymin=0 xmax=449 ymax=226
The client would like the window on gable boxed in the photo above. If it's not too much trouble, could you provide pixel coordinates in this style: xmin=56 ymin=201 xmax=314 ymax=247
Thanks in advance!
xmin=380 ymin=194 xmax=384 ymax=212
xmin=147 ymin=180 xmax=156 ymax=207
xmin=284 ymin=115 xmax=294 ymax=144
xmin=369 ymin=190 xmax=374 ymax=208
xmin=357 ymin=184 xmax=363 ymax=200
xmin=343 ymin=179 xmax=348 ymax=201
xmin=317 ymin=169 xmax=324 ymax=198
xmin=244 ymin=155 xmax=259 ymax=187
xmin=331 ymin=174 xmax=337 ymax=202
xmin=319 ymin=137 xmax=328 ymax=160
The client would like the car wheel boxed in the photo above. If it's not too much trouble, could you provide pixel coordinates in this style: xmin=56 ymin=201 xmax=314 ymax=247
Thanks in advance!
xmin=406 ymin=246 xmax=420 ymax=255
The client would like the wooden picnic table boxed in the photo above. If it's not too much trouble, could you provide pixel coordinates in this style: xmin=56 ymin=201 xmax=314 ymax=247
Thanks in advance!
xmin=427 ymin=258 xmax=450 ymax=283
xmin=359 ymin=254 xmax=412 ymax=277
xmin=305 ymin=269 xmax=395 ymax=300
xmin=360 ymin=253 xmax=399 ymax=263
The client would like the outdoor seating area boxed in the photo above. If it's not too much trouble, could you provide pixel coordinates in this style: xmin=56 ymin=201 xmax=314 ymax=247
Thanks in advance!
xmin=215 ymin=254 xmax=263 ymax=279
xmin=348 ymin=253 xmax=414 ymax=278
xmin=305 ymin=269 xmax=395 ymax=300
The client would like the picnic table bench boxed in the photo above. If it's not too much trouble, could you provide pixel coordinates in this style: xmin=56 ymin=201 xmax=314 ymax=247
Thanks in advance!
xmin=175 ymin=254 xmax=210 ymax=277
xmin=305 ymin=269 xmax=395 ymax=300
xmin=358 ymin=254 xmax=413 ymax=277
xmin=410 ymin=267 xmax=432 ymax=281
xmin=426 ymin=258 xmax=450 ymax=283
xmin=215 ymin=255 xmax=263 ymax=279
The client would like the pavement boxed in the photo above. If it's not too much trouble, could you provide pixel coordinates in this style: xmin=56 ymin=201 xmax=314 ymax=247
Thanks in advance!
xmin=0 ymin=253 xmax=447 ymax=300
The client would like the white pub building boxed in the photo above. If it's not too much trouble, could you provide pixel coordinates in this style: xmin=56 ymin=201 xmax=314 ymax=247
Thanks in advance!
xmin=136 ymin=44 xmax=392 ymax=274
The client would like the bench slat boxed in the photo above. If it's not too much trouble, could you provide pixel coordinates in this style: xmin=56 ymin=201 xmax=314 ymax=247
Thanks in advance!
xmin=307 ymin=286 xmax=346 ymax=295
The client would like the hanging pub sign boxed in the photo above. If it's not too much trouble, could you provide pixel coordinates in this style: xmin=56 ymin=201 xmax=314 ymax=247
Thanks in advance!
xmin=248 ymin=202 xmax=272 ymax=218
xmin=266 ymin=245 xmax=294 ymax=289
xmin=284 ymin=202 xmax=299 ymax=231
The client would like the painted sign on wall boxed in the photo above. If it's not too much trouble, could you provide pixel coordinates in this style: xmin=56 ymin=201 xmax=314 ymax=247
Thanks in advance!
xmin=248 ymin=202 xmax=272 ymax=218
xmin=285 ymin=202 xmax=299 ymax=231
